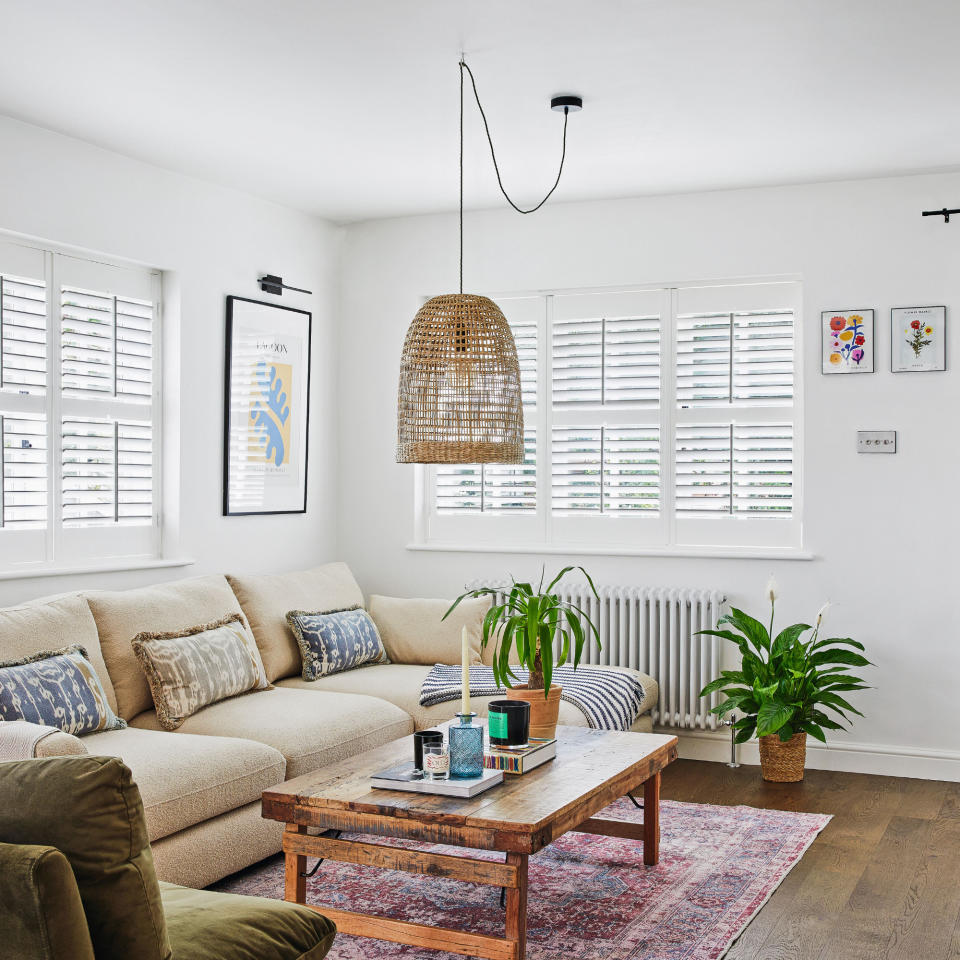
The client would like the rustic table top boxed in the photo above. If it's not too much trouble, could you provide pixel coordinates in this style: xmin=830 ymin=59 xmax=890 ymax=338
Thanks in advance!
xmin=262 ymin=725 xmax=678 ymax=846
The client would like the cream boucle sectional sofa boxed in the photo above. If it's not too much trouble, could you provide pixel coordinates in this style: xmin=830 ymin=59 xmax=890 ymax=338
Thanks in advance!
xmin=0 ymin=562 xmax=658 ymax=888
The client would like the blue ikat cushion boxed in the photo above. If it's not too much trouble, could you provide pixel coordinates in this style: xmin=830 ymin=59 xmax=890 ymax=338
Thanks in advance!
xmin=0 ymin=645 xmax=127 ymax=735
xmin=286 ymin=605 xmax=389 ymax=680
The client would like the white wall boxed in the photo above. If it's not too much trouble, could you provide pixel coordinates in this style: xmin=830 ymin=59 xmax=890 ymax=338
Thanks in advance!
xmin=338 ymin=172 xmax=960 ymax=779
xmin=0 ymin=117 xmax=342 ymax=605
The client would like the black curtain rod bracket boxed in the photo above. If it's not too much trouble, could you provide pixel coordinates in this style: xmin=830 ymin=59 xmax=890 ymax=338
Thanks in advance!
xmin=921 ymin=207 xmax=960 ymax=223
xmin=258 ymin=274 xmax=313 ymax=296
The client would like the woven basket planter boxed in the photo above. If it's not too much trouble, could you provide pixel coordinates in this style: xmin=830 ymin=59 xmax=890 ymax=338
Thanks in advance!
xmin=396 ymin=293 xmax=524 ymax=464
xmin=758 ymin=732 xmax=807 ymax=782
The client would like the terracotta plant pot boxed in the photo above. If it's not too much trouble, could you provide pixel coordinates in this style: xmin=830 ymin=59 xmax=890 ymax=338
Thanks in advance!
xmin=505 ymin=685 xmax=562 ymax=739
xmin=758 ymin=731 xmax=807 ymax=782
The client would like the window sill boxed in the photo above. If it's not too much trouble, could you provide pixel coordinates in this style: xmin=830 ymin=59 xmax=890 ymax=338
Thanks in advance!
xmin=407 ymin=542 xmax=814 ymax=561
xmin=0 ymin=556 xmax=197 ymax=582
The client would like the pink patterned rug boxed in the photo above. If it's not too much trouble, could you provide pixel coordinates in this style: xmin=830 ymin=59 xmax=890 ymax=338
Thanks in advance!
xmin=212 ymin=799 xmax=831 ymax=960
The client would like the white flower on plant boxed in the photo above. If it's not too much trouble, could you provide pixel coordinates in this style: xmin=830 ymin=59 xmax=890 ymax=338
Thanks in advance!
xmin=765 ymin=576 xmax=779 ymax=604
xmin=816 ymin=601 xmax=831 ymax=626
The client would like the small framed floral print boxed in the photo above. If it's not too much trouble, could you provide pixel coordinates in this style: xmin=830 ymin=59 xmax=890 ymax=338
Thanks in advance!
xmin=891 ymin=306 xmax=946 ymax=372
xmin=822 ymin=310 xmax=874 ymax=373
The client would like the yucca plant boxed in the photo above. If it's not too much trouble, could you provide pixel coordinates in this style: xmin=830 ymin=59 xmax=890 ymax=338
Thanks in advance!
xmin=443 ymin=566 xmax=600 ymax=696
xmin=698 ymin=586 xmax=872 ymax=744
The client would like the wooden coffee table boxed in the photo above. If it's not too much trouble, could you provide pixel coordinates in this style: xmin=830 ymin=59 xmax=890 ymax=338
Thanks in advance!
xmin=262 ymin=725 xmax=678 ymax=960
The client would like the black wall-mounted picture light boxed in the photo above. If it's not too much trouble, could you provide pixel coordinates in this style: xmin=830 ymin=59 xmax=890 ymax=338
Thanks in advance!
xmin=258 ymin=274 xmax=313 ymax=296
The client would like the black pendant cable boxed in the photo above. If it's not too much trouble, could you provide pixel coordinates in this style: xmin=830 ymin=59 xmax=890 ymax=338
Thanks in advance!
xmin=458 ymin=57 xmax=582 ymax=293
xmin=396 ymin=59 xmax=582 ymax=465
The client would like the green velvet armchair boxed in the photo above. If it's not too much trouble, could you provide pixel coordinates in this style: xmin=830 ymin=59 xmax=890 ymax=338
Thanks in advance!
xmin=0 ymin=755 xmax=336 ymax=960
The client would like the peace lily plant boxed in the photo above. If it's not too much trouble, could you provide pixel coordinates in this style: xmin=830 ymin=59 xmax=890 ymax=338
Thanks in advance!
xmin=698 ymin=579 xmax=872 ymax=782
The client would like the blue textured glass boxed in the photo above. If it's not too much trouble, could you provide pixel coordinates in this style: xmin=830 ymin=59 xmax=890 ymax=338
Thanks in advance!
xmin=449 ymin=713 xmax=484 ymax=778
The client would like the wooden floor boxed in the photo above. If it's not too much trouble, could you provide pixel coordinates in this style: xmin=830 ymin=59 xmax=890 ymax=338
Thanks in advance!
xmin=661 ymin=760 xmax=960 ymax=960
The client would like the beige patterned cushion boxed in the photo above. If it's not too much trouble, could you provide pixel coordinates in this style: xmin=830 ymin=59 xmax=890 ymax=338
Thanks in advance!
xmin=131 ymin=614 xmax=270 ymax=731
xmin=88 ymin=575 xmax=255 ymax=720
xmin=368 ymin=595 xmax=489 ymax=666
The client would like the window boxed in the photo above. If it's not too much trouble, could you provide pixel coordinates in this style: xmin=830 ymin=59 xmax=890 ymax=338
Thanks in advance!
xmin=0 ymin=239 xmax=161 ymax=572
xmin=422 ymin=280 xmax=801 ymax=552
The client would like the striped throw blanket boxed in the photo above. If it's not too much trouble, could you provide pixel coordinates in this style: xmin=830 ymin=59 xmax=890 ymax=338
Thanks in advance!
xmin=420 ymin=664 xmax=646 ymax=732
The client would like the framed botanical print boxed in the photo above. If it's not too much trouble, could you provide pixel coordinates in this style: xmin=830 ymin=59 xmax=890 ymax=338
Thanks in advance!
xmin=223 ymin=296 xmax=312 ymax=515
xmin=891 ymin=306 xmax=946 ymax=372
xmin=822 ymin=310 xmax=874 ymax=373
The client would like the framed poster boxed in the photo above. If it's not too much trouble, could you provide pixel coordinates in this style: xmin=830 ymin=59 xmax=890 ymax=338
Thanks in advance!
xmin=223 ymin=296 xmax=311 ymax=515
xmin=822 ymin=309 xmax=874 ymax=373
xmin=891 ymin=306 xmax=946 ymax=372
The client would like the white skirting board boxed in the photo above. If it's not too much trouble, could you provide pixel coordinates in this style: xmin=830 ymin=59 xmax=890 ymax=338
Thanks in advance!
xmin=671 ymin=729 xmax=960 ymax=783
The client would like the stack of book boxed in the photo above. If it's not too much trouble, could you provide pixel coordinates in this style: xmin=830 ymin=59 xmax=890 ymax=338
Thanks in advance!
xmin=370 ymin=762 xmax=503 ymax=797
xmin=484 ymin=737 xmax=557 ymax=775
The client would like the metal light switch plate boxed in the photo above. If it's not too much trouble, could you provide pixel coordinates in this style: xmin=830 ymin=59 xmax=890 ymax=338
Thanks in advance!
xmin=857 ymin=430 xmax=896 ymax=453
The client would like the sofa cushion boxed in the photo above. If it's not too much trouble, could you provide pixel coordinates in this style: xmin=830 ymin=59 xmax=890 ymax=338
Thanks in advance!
xmin=131 ymin=686 xmax=413 ymax=779
xmin=151 ymin=802 xmax=284 ymax=889
xmin=227 ymin=562 xmax=364 ymax=682
xmin=0 ymin=841 xmax=96 ymax=960
xmin=88 ymin=575 xmax=256 ymax=721
xmin=132 ymin=614 xmax=271 ymax=730
xmin=0 ymin=645 xmax=127 ymax=734
xmin=0 ymin=755 xmax=172 ymax=960
xmin=278 ymin=663 xmax=433 ymax=723
xmin=162 ymin=881 xmax=336 ymax=960
xmin=0 ymin=594 xmax=118 ymax=714
xmin=83 ymin=726 xmax=286 ymax=842
xmin=368 ymin=594 xmax=488 ymax=665
xmin=287 ymin=606 xmax=388 ymax=680
xmin=278 ymin=662 xmax=659 ymax=733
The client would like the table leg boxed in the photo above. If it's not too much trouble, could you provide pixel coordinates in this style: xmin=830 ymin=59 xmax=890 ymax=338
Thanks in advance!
xmin=505 ymin=852 xmax=528 ymax=959
xmin=284 ymin=823 xmax=308 ymax=904
xmin=643 ymin=771 xmax=661 ymax=866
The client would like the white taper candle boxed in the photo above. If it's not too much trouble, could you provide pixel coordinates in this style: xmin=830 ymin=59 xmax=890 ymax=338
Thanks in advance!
xmin=461 ymin=625 xmax=470 ymax=715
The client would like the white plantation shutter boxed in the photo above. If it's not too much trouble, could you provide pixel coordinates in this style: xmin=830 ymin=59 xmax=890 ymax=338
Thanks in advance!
xmin=733 ymin=312 xmax=793 ymax=404
xmin=676 ymin=315 xmax=731 ymax=406
xmin=116 ymin=298 xmax=153 ymax=401
xmin=57 ymin=256 xmax=157 ymax=545
xmin=62 ymin=418 xmax=115 ymax=524
xmin=480 ymin=426 xmax=537 ymax=512
xmin=551 ymin=426 xmax=660 ymax=515
xmin=434 ymin=299 xmax=538 ymax=517
xmin=1 ymin=413 xmax=47 ymax=528
xmin=675 ymin=424 xmax=732 ymax=515
xmin=674 ymin=282 xmax=800 ymax=545
xmin=435 ymin=463 xmax=482 ymax=513
xmin=552 ymin=314 xmax=660 ymax=407
xmin=512 ymin=315 xmax=537 ymax=407
xmin=604 ymin=426 xmax=660 ymax=513
xmin=552 ymin=318 xmax=602 ymax=405
xmin=2 ymin=275 xmax=46 ymax=394
xmin=61 ymin=418 xmax=153 ymax=526
xmin=733 ymin=423 xmax=793 ymax=515
xmin=435 ymin=427 xmax=536 ymax=514
xmin=0 ymin=240 xmax=160 ymax=570
xmin=426 ymin=282 xmax=800 ymax=551
xmin=61 ymin=289 xmax=153 ymax=402
xmin=548 ymin=291 xmax=664 ymax=546
xmin=674 ymin=423 xmax=794 ymax=517
xmin=551 ymin=426 xmax=601 ymax=512
xmin=676 ymin=310 xmax=794 ymax=407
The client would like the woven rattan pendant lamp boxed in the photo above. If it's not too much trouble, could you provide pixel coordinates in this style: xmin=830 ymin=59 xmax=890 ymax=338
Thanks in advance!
xmin=397 ymin=59 xmax=581 ymax=464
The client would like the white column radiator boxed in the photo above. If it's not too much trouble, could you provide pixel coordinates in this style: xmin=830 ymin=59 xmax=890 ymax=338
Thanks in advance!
xmin=473 ymin=582 xmax=726 ymax=730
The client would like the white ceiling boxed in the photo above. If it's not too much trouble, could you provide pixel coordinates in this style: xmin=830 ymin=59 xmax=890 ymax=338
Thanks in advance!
xmin=2 ymin=0 xmax=959 ymax=222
